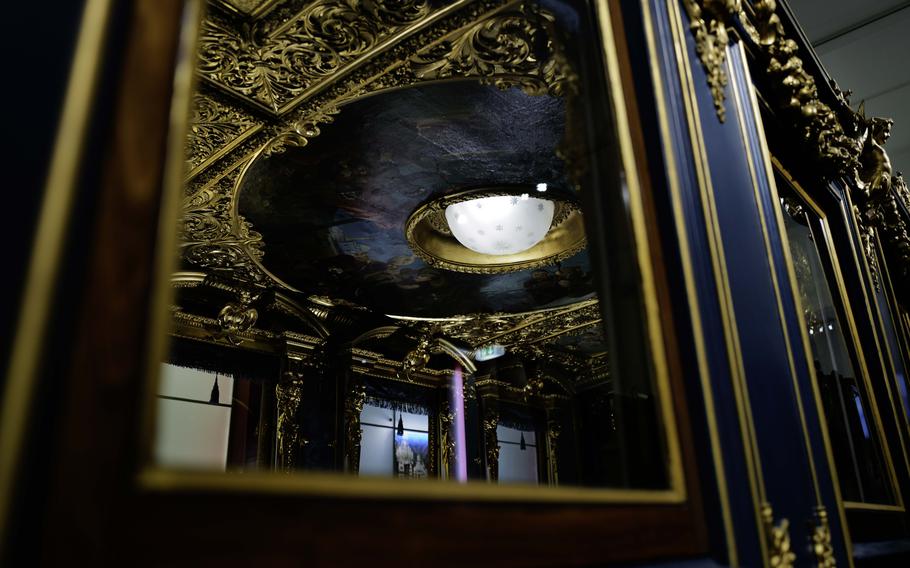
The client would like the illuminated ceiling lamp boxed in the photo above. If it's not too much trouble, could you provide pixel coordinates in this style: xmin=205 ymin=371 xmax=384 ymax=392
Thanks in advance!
xmin=445 ymin=193 xmax=555 ymax=255
xmin=405 ymin=185 xmax=586 ymax=274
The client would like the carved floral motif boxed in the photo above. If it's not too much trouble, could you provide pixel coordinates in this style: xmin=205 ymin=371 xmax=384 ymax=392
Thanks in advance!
xmin=198 ymin=0 xmax=431 ymax=113
xmin=186 ymin=92 xmax=262 ymax=172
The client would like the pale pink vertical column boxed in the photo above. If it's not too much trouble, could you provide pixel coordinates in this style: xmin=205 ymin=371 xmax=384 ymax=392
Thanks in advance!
xmin=451 ymin=364 xmax=468 ymax=482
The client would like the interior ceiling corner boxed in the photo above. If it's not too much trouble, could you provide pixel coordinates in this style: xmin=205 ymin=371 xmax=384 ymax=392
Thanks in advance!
xmin=175 ymin=0 xmax=609 ymax=387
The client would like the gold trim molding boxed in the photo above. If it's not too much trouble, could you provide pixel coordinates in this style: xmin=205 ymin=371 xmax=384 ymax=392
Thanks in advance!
xmin=395 ymin=298 xmax=608 ymax=379
xmin=762 ymin=502 xmax=796 ymax=568
xmin=198 ymin=0 xmax=433 ymax=114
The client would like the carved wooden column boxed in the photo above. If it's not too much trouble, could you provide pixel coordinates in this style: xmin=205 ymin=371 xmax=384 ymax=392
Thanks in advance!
xmin=545 ymin=409 xmax=561 ymax=486
xmin=275 ymin=372 xmax=304 ymax=472
xmin=439 ymin=398 xmax=455 ymax=479
xmin=343 ymin=380 xmax=366 ymax=474
xmin=276 ymin=334 xmax=325 ymax=472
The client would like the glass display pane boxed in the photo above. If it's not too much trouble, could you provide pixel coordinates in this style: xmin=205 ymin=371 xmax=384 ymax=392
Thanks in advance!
xmin=779 ymin=187 xmax=895 ymax=504
xmin=148 ymin=0 xmax=675 ymax=495
xmin=873 ymin=239 xmax=910 ymax=422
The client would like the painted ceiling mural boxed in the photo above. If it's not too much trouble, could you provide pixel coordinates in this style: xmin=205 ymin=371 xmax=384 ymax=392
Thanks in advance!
xmin=237 ymin=81 xmax=595 ymax=318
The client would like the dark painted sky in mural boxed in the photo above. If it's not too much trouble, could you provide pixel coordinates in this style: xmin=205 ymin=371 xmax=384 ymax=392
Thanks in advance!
xmin=238 ymin=82 xmax=594 ymax=317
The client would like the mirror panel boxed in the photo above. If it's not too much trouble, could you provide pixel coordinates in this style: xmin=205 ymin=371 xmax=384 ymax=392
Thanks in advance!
xmin=149 ymin=0 xmax=678 ymax=495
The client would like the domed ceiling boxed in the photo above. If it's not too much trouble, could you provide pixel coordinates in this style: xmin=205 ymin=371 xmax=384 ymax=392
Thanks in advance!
xmin=237 ymin=81 xmax=594 ymax=318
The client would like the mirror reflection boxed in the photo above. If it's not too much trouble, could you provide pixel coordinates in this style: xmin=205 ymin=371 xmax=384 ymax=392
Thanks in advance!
xmin=153 ymin=0 xmax=670 ymax=491
xmin=779 ymin=181 xmax=897 ymax=504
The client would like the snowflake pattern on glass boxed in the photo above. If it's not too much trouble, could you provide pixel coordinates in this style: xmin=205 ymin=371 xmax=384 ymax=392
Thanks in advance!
xmin=443 ymin=195 xmax=555 ymax=256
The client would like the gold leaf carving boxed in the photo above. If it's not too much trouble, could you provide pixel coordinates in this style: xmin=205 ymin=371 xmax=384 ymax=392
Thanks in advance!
xmin=482 ymin=407 xmax=500 ymax=481
xmin=682 ymin=1 xmax=741 ymax=122
xmin=276 ymin=376 xmax=305 ymax=472
xmin=186 ymin=92 xmax=262 ymax=172
xmin=198 ymin=0 xmax=431 ymax=113
xmin=182 ymin=0 xmax=579 ymax=289
xmin=749 ymin=0 xmax=861 ymax=177
xmin=180 ymin=173 xmax=267 ymax=284
xmin=410 ymin=2 xmax=575 ymax=97
xmin=762 ymin=503 xmax=796 ymax=568
xmin=743 ymin=1 xmax=909 ymax=301
xmin=811 ymin=506 xmax=836 ymax=568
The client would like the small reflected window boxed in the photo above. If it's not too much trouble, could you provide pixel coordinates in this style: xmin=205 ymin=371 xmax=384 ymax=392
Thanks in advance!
xmin=360 ymin=403 xmax=430 ymax=479
xmin=155 ymin=364 xmax=233 ymax=471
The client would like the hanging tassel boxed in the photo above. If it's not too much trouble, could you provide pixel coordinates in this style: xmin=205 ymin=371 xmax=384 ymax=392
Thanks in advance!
xmin=519 ymin=432 xmax=527 ymax=450
xmin=397 ymin=415 xmax=404 ymax=436
xmin=209 ymin=374 xmax=220 ymax=404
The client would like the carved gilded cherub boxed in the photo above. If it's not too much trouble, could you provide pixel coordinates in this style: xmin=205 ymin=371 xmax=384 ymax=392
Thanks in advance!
xmin=855 ymin=112 xmax=894 ymax=200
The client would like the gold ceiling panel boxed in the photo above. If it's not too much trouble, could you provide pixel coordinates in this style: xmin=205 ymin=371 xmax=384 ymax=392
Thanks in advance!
xmin=175 ymin=0 xmax=605 ymax=381
xmin=181 ymin=0 xmax=576 ymax=288
xmin=198 ymin=0 xmax=433 ymax=114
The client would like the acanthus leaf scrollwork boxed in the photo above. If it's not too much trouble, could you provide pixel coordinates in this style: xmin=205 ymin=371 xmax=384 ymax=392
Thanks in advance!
xmin=410 ymin=2 xmax=576 ymax=97
xmin=180 ymin=176 xmax=267 ymax=284
xmin=186 ymin=92 xmax=262 ymax=174
xmin=742 ymin=1 xmax=910 ymax=300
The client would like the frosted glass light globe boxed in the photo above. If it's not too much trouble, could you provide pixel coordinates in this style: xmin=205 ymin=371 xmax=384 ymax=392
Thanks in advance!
xmin=445 ymin=195 xmax=555 ymax=255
